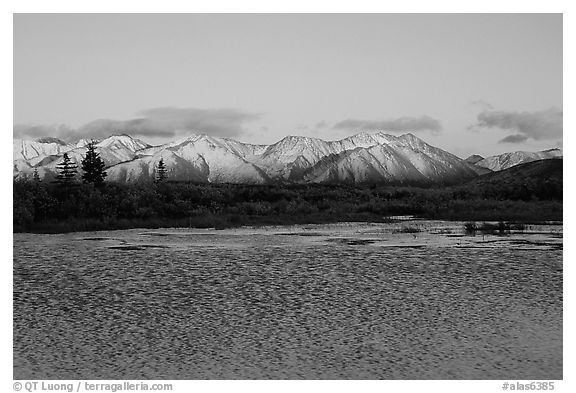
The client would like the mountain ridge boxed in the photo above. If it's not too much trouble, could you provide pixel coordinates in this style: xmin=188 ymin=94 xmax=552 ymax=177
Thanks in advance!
xmin=475 ymin=148 xmax=562 ymax=171
xmin=12 ymin=132 xmax=560 ymax=185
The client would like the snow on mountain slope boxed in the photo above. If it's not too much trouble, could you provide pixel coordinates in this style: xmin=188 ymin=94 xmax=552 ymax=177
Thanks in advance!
xmin=93 ymin=135 xmax=150 ymax=164
xmin=106 ymin=150 xmax=208 ymax=183
xmin=75 ymin=138 xmax=96 ymax=148
xmin=13 ymin=139 xmax=75 ymax=161
xmin=262 ymin=136 xmax=335 ymax=163
xmin=136 ymin=135 xmax=270 ymax=184
xmin=170 ymin=136 xmax=269 ymax=184
xmin=13 ymin=135 xmax=153 ymax=180
xmin=97 ymin=134 xmax=150 ymax=152
xmin=251 ymin=131 xmax=477 ymax=183
xmin=62 ymin=145 xmax=140 ymax=168
xmin=16 ymin=151 xmax=80 ymax=180
xmin=13 ymin=159 xmax=58 ymax=181
xmin=476 ymin=149 xmax=562 ymax=171
xmin=216 ymin=138 xmax=268 ymax=158
xmin=253 ymin=136 xmax=339 ymax=180
xmin=13 ymin=131 xmax=495 ymax=184
xmin=27 ymin=154 xmax=62 ymax=168
xmin=13 ymin=159 xmax=33 ymax=178
xmin=250 ymin=132 xmax=413 ymax=181
xmin=392 ymin=133 xmax=478 ymax=181
xmin=333 ymin=132 xmax=396 ymax=151
xmin=302 ymin=134 xmax=477 ymax=184
xmin=302 ymin=145 xmax=428 ymax=183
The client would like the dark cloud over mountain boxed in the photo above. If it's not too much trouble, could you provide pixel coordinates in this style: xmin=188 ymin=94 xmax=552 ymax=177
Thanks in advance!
xmin=473 ymin=107 xmax=562 ymax=142
xmin=499 ymin=134 xmax=529 ymax=144
xmin=14 ymin=107 xmax=260 ymax=141
xmin=13 ymin=124 xmax=77 ymax=141
xmin=333 ymin=115 xmax=442 ymax=133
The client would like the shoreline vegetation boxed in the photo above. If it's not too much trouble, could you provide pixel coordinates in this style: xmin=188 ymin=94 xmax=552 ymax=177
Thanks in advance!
xmin=14 ymin=179 xmax=562 ymax=234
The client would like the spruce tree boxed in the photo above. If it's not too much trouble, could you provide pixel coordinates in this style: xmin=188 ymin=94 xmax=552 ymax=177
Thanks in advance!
xmin=156 ymin=158 xmax=168 ymax=183
xmin=33 ymin=168 xmax=41 ymax=183
xmin=81 ymin=141 xmax=107 ymax=185
xmin=55 ymin=153 xmax=78 ymax=185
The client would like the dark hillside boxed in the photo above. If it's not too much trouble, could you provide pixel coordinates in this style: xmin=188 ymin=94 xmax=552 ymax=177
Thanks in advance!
xmin=465 ymin=154 xmax=484 ymax=164
xmin=13 ymin=160 xmax=562 ymax=233
xmin=459 ymin=159 xmax=562 ymax=201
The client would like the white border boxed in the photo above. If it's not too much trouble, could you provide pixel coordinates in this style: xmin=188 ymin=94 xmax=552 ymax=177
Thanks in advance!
xmin=3 ymin=2 xmax=572 ymax=392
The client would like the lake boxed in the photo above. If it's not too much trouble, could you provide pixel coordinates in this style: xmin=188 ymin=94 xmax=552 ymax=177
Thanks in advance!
xmin=13 ymin=221 xmax=563 ymax=379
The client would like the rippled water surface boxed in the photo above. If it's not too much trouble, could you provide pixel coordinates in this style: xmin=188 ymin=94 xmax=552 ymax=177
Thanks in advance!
xmin=13 ymin=221 xmax=562 ymax=379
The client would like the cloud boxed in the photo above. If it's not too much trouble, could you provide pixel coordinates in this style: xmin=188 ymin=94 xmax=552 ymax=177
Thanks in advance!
xmin=296 ymin=120 xmax=330 ymax=132
xmin=78 ymin=118 xmax=155 ymax=139
xmin=14 ymin=107 xmax=261 ymax=141
xmin=333 ymin=115 xmax=442 ymax=133
xmin=474 ymin=107 xmax=562 ymax=141
xmin=471 ymin=100 xmax=494 ymax=111
xmin=135 ymin=107 xmax=260 ymax=138
xmin=499 ymin=134 xmax=529 ymax=144
xmin=315 ymin=120 xmax=329 ymax=129
xmin=13 ymin=124 xmax=77 ymax=140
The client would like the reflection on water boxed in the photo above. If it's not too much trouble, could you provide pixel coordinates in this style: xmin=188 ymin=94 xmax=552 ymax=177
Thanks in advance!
xmin=13 ymin=221 xmax=562 ymax=379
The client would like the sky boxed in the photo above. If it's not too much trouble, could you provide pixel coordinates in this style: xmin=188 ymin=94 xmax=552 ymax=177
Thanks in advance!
xmin=13 ymin=13 xmax=562 ymax=158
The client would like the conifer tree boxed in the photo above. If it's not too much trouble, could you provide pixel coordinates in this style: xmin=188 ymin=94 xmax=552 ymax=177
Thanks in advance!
xmin=81 ymin=141 xmax=107 ymax=185
xmin=55 ymin=153 xmax=78 ymax=185
xmin=156 ymin=158 xmax=168 ymax=183
xmin=33 ymin=168 xmax=41 ymax=183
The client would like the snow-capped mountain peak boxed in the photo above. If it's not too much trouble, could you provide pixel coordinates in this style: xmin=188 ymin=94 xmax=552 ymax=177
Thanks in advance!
xmin=75 ymin=138 xmax=98 ymax=148
xmin=13 ymin=138 xmax=75 ymax=161
xmin=97 ymin=134 xmax=150 ymax=152
xmin=15 ymin=131 xmax=554 ymax=184
xmin=476 ymin=149 xmax=562 ymax=171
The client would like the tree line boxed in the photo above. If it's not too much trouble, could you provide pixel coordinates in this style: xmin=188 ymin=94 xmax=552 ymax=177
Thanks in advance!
xmin=14 ymin=178 xmax=562 ymax=233
xmin=48 ymin=141 xmax=167 ymax=187
xmin=13 ymin=144 xmax=562 ymax=232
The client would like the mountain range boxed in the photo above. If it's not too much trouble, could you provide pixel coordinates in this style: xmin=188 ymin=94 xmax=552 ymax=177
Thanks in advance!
xmin=467 ymin=149 xmax=563 ymax=172
xmin=12 ymin=132 xmax=562 ymax=185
